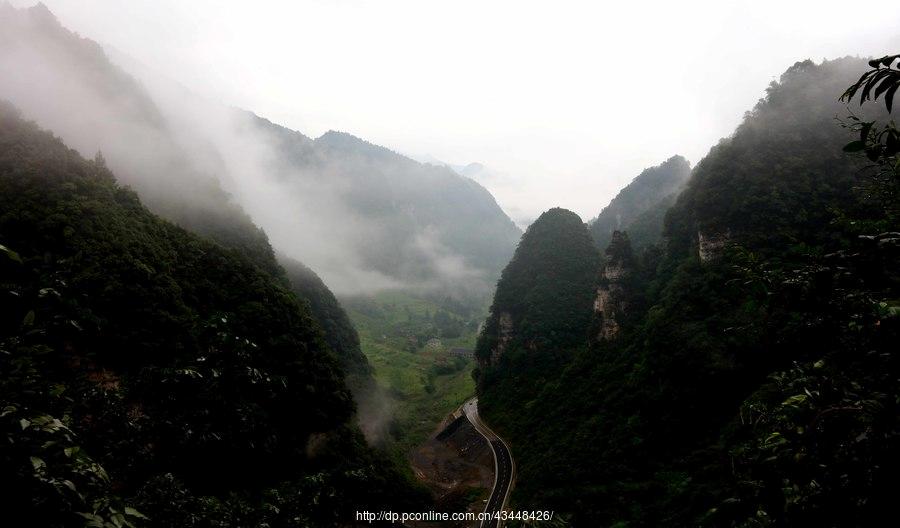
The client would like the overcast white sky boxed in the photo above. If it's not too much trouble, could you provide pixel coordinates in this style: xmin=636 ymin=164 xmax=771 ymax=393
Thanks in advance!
xmin=14 ymin=0 xmax=900 ymax=225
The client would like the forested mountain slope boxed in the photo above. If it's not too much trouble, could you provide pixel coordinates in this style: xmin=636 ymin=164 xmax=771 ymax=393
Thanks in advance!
xmin=240 ymin=115 xmax=523 ymax=293
xmin=588 ymin=155 xmax=691 ymax=250
xmin=0 ymin=2 xmax=384 ymax=398
xmin=0 ymin=2 xmax=522 ymax=297
xmin=0 ymin=105 xmax=424 ymax=526
xmin=276 ymin=253 xmax=391 ymax=441
xmin=278 ymin=254 xmax=372 ymax=382
xmin=0 ymin=2 xmax=277 ymax=272
xmin=475 ymin=207 xmax=600 ymax=384
xmin=313 ymin=130 xmax=522 ymax=280
xmin=476 ymin=57 xmax=900 ymax=526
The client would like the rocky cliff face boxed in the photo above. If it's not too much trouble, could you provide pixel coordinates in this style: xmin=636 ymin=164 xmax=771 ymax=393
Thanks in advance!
xmin=592 ymin=231 xmax=636 ymax=342
xmin=492 ymin=312 xmax=514 ymax=364
xmin=593 ymin=288 xmax=619 ymax=340
xmin=697 ymin=229 xmax=731 ymax=263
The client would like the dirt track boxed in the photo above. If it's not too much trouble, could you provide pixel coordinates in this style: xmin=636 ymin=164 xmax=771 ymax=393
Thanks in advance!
xmin=409 ymin=407 xmax=494 ymax=526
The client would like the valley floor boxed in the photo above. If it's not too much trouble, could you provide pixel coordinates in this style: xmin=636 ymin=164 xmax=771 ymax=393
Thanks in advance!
xmin=342 ymin=290 xmax=481 ymax=460
xmin=342 ymin=290 xmax=518 ymax=522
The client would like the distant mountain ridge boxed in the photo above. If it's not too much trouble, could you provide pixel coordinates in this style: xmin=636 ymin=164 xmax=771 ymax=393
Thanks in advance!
xmin=238 ymin=116 xmax=523 ymax=294
xmin=0 ymin=2 xmax=522 ymax=298
xmin=588 ymin=155 xmax=691 ymax=250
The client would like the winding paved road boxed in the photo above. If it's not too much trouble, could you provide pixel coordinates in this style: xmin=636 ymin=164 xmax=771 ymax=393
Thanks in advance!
xmin=463 ymin=398 xmax=515 ymax=528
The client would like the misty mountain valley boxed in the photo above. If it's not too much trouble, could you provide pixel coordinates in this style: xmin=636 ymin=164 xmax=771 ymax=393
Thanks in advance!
xmin=1 ymin=2 xmax=899 ymax=527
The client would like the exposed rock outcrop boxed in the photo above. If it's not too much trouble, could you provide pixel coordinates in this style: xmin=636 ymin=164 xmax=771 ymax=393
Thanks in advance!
xmin=593 ymin=288 xmax=620 ymax=340
xmin=493 ymin=312 xmax=513 ymax=364
xmin=592 ymin=230 xmax=636 ymax=343
xmin=698 ymin=229 xmax=731 ymax=263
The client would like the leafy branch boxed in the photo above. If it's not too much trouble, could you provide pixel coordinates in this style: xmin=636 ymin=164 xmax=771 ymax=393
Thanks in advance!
xmin=841 ymin=55 xmax=900 ymax=112
xmin=839 ymin=55 xmax=900 ymax=188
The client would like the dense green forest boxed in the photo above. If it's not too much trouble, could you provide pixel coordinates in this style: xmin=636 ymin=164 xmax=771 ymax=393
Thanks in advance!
xmin=476 ymin=57 xmax=900 ymax=526
xmin=0 ymin=103 xmax=426 ymax=526
xmin=588 ymin=155 xmax=691 ymax=251
xmin=278 ymin=254 xmax=373 ymax=385
xmin=475 ymin=208 xmax=600 ymax=377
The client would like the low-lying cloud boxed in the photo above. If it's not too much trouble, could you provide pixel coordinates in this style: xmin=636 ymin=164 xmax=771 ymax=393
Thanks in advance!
xmin=0 ymin=3 xmax=514 ymax=298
